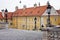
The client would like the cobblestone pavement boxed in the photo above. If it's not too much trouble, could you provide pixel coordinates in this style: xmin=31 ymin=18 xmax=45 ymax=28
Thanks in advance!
xmin=42 ymin=31 xmax=48 ymax=40
xmin=0 ymin=29 xmax=43 ymax=40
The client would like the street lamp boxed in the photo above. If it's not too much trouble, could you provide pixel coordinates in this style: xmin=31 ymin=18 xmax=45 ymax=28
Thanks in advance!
xmin=5 ymin=9 xmax=8 ymax=23
xmin=46 ymin=1 xmax=52 ymax=27
xmin=33 ymin=17 xmax=37 ymax=30
xmin=5 ymin=9 xmax=9 ymax=29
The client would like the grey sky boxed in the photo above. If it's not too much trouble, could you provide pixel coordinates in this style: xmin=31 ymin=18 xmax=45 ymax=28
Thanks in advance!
xmin=0 ymin=0 xmax=60 ymax=12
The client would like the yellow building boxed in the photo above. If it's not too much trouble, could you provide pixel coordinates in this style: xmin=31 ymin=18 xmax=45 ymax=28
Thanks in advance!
xmin=0 ymin=3 xmax=60 ymax=30
xmin=56 ymin=10 xmax=60 ymax=25
xmin=12 ymin=4 xmax=60 ymax=30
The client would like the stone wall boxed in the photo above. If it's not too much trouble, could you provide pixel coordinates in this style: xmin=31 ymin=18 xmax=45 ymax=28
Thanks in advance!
xmin=0 ymin=22 xmax=8 ymax=29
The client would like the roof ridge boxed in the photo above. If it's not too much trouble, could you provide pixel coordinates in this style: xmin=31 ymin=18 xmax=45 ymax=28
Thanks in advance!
xmin=17 ymin=5 xmax=47 ymax=10
xmin=13 ymin=5 xmax=47 ymax=16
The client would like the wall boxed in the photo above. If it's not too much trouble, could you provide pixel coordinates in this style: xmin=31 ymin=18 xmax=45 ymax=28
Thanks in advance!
xmin=41 ymin=15 xmax=59 ymax=28
xmin=12 ymin=16 xmax=41 ymax=30
xmin=58 ymin=15 xmax=60 ymax=25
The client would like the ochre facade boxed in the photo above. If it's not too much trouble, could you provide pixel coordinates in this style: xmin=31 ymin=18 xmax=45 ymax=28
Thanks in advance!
xmin=12 ymin=16 xmax=41 ymax=30
xmin=12 ymin=15 xmax=60 ymax=30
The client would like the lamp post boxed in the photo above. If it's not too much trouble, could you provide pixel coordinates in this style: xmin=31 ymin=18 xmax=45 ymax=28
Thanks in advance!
xmin=46 ymin=1 xmax=51 ymax=27
xmin=5 ymin=9 xmax=8 ymax=23
xmin=5 ymin=9 xmax=8 ymax=29
xmin=33 ymin=17 xmax=37 ymax=30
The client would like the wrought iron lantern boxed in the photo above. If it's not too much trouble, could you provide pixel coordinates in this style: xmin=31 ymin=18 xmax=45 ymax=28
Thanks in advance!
xmin=46 ymin=1 xmax=52 ymax=27
xmin=5 ymin=9 xmax=8 ymax=23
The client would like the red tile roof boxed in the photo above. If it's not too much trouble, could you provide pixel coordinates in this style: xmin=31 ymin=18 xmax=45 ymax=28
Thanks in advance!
xmin=0 ymin=5 xmax=60 ymax=19
xmin=13 ymin=5 xmax=47 ymax=16
xmin=7 ymin=12 xmax=13 ymax=19
xmin=0 ymin=12 xmax=3 ymax=19
xmin=0 ymin=12 xmax=13 ymax=19
xmin=56 ymin=10 xmax=60 ymax=14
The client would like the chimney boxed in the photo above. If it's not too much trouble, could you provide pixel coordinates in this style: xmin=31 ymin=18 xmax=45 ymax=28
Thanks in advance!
xmin=38 ymin=2 xmax=40 ymax=6
xmin=34 ymin=3 xmax=37 ymax=8
xmin=23 ymin=5 xmax=26 ymax=10
xmin=47 ymin=1 xmax=50 ymax=6
xmin=1 ymin=9 xmax=5 ymax=17
xmin=15 ymin=6 xmax=18 ymax=11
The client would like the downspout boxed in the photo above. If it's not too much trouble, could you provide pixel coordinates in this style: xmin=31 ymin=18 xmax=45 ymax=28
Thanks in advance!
xmin=26 ymin=16 xmax=27 ymax=30
xmin=40 ymin=16 xmax=41 ymax=30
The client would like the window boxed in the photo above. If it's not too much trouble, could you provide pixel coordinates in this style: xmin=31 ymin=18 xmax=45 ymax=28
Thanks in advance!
xmin=37 ymin=18 xmax=40 ymax=22
xmin=55 ymin=17 xmax=57 ymax=21
xmin=1 ymin=19 xmax=3 ymax=21
xmin=25 ymin=12 xmax=27 ymax=14
xmin=55 ymin=18 xmax=56 ymax=21
xmin=38 ymin=11 xmax=40 ymax=13
xmin=30 ymin=11 xmax=32 ymax=13
xmin=11 ymin=18 xmax=12 ymax=21
xmin=30 ymin=11 xmax=33 ymax=14
xmin=20 ymin=12 xmax=22 ymax=14
xmin=54 ymin=11 xmax=56 ymax=13
xmin=10 ymin=23 xmax=13 ymax=25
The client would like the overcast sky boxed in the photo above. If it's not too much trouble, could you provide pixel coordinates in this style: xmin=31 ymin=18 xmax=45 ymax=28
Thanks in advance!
xmin=0 ymin=0 xmax=60 ymax=12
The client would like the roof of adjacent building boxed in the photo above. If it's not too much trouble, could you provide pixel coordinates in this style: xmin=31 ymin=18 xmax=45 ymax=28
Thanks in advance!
xmin=0 ymin=12 xmax=3 ymax=19
xmin=0 ymin=12 xmax=13 ymax=19
xmin=6 ymin=12 xmax=13 ymax=19
xmin=56 ymin=10 xmax=60 ymax=14
xmin=13 ymin=5 xmax=47 ymax=16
